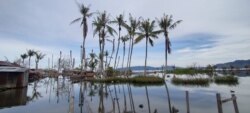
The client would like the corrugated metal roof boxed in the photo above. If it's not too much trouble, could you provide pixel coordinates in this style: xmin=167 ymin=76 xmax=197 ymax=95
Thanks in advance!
xmin=0 ymin=67 xmax=28 ymax=72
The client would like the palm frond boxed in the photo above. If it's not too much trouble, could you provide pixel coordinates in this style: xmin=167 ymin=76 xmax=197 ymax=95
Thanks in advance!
xmin=170 ymin=20 xmax=182 ymax=29
xmin=70 ymin=17 xmax=82 ymax=25
xmin=134 ymin=34 xmax=145 ymax=44
xmin=149 ymin=38 xmax=154 ymax=47
xmin=106 ymin=25 xmax=117 ymax=36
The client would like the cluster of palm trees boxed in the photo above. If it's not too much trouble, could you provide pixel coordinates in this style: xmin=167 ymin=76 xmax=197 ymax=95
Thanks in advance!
xmin=20 ymin=49 xmax=46 ymax=69
xmin=71 ymin=3 xmax=182 ymax=77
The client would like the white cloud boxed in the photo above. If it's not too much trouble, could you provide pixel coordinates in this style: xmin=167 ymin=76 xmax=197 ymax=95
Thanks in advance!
xmin=0 ymin=0 xmax=250 ymax=67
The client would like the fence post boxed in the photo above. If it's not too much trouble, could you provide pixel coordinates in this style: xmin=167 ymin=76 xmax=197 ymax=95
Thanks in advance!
xmin=186 ymin=91 xmax=190 ymax=113
xmin=231 ymin=94 xmax=239 ymax=113
xmin=216 ymin=93 xmax=223 ymax=113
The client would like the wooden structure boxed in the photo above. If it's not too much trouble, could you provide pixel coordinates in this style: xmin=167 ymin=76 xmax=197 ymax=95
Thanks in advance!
xmin=0 ymin=61 xmax=29 ymax=89
xmin=216 ymin=92 xmax=239 ymax=113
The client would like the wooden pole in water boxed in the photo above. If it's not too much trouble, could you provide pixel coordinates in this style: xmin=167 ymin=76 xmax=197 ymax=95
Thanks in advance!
xmin=186 ymin=91 xmax=190 ymax=113
xmin=231 ymin=94 xmax=239 ymax=113
xmin=216 ymin=93 xmax=223 ymax=113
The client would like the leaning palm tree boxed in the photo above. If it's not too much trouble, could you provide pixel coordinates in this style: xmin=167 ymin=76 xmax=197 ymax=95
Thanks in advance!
xmin=71 ymin=3 xmax=93 ymax=71
xmin=92 ymin=11 xmax=117 ymax=76
xmin=135 ymin=19 xmax=160 ymax=76
xmin=111 ymin=14 xmax=126 ymax=69
xmin=20 ymin=53 xmax=28 ymax=66
xmin=27 ymin=49 xmax=36 ymax=69
xmin=120 ymin=36 xmax=129 ymax=75
xmin=35 ymin=52 xmax=46 ymax=70
xmin=157 ymin=14 xmax=182 ymax=75
xmin=123 ymin=14 xmax=140 ymax=76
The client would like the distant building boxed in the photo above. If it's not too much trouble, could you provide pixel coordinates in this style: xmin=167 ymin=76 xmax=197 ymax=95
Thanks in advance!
xmin=0 ymin=61 xmax=29 ymax=89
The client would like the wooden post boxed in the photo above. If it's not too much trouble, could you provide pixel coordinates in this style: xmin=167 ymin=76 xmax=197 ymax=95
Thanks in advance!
xmin=186 ymin=91 xmax=190 ymax=113
xmin=231 ymin=94 xmax=239 ymax=113
xmin=216 ymin=93 xmax=223 ymax=113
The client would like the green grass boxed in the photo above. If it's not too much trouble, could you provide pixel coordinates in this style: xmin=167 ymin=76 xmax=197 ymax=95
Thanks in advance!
xmin=214 ymin=75 xmax=239 ymax=85
xmin=171 ymin=68 xmax=213 ymax=75
xmin=90 ymin=76 xmax=164 ymax=85
xmin=171 ymin=77 xmax=210 ymax=86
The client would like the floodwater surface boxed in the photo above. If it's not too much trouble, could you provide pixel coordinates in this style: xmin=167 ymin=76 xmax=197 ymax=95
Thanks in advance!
xmin=0 ymin=72 xmax=250 ymax=113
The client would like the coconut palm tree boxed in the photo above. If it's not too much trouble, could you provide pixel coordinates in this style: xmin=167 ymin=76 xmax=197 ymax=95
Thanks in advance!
xmin=123 ymin=14 xmax=140 ymax=76
xmin=35 ymin=52 xmax=46 ymax=70
xmin=89 ymin=51 xmax=98 ymax=71
xmin=111 ymin=14 xmax=126 ymax=69
xmin=157 ymin=14 xmax=182 ymax=75
xmin=20 ymin=53 xmax=28 ymax=66
xmin=135 ymin=19 xmax=160 ymax=76
xmin=92 ymin=11 xmax=117 ymax=76
xmin=157 ymin=14 xmax=181 ymax=113
xmin=27 ymin=49 xmax=36 ymax=69
xmin=71 ymin=3 xmax=93 ymax=71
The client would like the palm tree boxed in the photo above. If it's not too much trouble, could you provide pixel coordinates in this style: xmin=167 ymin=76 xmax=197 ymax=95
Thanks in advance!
xmin=20 ymin=53 xmax=28 ymax=66
xmin=123 ymin=14 xmax=140 ymax=76
xmin=71 ymin=3 xmax=93 ymax=71
xmin=92 ymin=11 xmax=116 ymax=76
xmin=157 ymin=14 xmax=182 ymax=76
xmin=111 ymin=14 xmax=126 ymax=69
xmin=27 ymin=49 xmax=36 ymax=69
xmin=135 ymin=19 xmax=160 ymax=76
xmin=157 ymin=14 xmax=182 ymax=113
xmin=35 ymin=52 xmax=46 ymax=70
xmin=121 ymin=36 xmax=129 ymax=75
xmin=88 ymin=52 xmax=98 ymax=71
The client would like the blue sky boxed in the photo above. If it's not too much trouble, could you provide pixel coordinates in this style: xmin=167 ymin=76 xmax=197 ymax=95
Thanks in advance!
xmin=0 ymin=0 xmax=250 ymax=68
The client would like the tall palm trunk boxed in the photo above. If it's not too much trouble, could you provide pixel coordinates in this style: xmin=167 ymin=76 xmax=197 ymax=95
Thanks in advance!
xmin=164 ymin=33 xmax=168 ymax=76
xmin=83 ymin=37 xmax=87 ymax=71
xmin=100 ymin=29 xmax=106 ymax=76
xmin=35 ymin=61 xmax=39 ymax=70
xmin=128 ymin=36 xmax=134 ymax=73
xmin=125 ymin=35 xmax=132 ymax=76
xmin=121 ymin=41 xmax=126 ymax=75
xmin=144 ymin=37 xmax=148 ymax=76
xmin=22 ymin=59 xmax=25 ymax=65
xmin=29 ymin=57 xmax=31 ymax=69
xmin=114 ymin=25 xmax=121 ymax=69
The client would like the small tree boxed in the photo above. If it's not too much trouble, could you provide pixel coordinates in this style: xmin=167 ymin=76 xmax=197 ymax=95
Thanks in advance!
xmin=20 ymin=53 xmax=28 ymax=66
xmin=27 ymin=49 xmax=36 ymax=69
xmin=35 ymin=52 xmax=46 ymax=70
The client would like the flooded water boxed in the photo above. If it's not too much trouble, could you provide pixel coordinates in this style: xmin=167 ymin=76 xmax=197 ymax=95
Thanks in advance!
xmin=0 ymin=72 xmax=250 ymax=113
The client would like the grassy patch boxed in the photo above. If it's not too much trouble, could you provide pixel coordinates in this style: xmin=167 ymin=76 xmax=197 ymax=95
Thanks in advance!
xmin=171 ymin=68 xmax=212 ymax=75
xmin=171 ymin=77 xmax=210 ymax=86
xmin=214 ymin=75 xmax=239 ymax=85
xmin=90 ymin=76 xmax=164 ymax=85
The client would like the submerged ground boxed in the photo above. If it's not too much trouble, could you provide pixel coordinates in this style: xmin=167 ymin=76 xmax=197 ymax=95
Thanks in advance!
xmin=0 ymin=72 xmax=250 ymax=113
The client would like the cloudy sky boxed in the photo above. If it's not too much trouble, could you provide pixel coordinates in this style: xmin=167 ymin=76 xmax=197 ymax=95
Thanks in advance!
xmin=0 ymin=0 xmax=250 ymax=68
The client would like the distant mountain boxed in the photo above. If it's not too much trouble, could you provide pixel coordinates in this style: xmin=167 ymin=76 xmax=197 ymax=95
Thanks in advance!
xmin=118 ymin=66 xmax=175 ymax=71
xmin=215 ymin=59 xmax=250 ymax=68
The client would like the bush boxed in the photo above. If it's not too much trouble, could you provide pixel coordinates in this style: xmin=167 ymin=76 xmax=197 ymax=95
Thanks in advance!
xmin=214 ymin=75 xmax=238 ymax=85
xmin=171 ymin=77 xmax=210 ymax=86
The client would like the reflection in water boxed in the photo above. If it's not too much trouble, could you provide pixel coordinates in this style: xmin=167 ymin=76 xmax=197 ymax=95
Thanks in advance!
xmin=0 ymin=73 xmax=250 ymax=113
xmin=0 ymin=88 xmax=27 ymax=109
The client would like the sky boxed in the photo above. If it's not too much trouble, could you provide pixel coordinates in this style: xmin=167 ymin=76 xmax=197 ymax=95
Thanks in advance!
xmin=0 ymin=0 xmax=250 ymax=68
